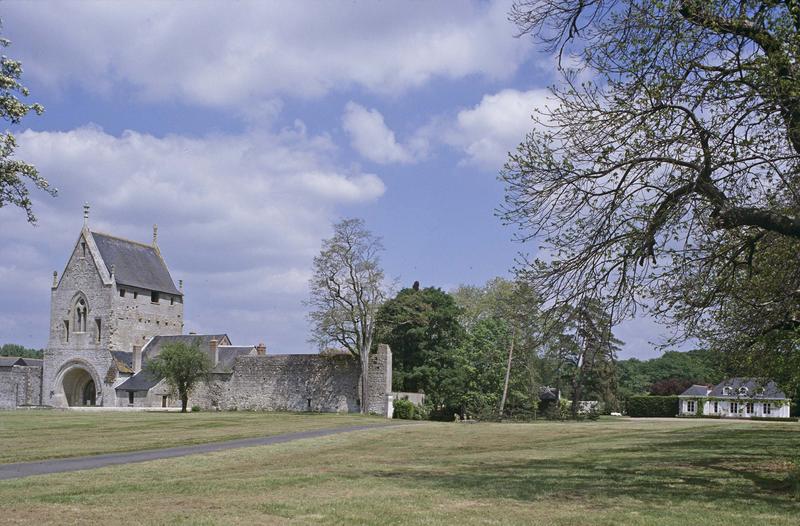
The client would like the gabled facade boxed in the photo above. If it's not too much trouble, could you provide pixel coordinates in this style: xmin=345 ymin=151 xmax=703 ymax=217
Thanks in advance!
xmin=43 ymin=206 xmax=184 ymax=407
xmin=678 ymin=378 xmax=792 ymax=419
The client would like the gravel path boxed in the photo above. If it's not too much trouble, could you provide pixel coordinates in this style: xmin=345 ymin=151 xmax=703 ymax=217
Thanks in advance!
xmin=0 ymin=423 xmax=393 ymax=481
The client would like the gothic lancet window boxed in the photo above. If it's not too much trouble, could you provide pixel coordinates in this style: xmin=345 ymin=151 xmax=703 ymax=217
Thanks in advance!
xmin=73 ymin=297 xmax=88 ymax=332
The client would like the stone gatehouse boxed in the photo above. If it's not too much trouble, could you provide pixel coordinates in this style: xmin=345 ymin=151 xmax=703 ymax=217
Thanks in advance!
xmin=1 ymin=207 xmax=393 ymax=416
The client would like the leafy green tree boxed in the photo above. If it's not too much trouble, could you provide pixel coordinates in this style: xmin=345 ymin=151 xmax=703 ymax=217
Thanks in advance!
xmin=145 ymin=341 xmax=211 ymax=413
xmin=617 ymin=349 xmax=724 ymax=398
xmin=0 ymin=27 xmax=53 ymax=222
xmin=453 ymin=277 xmax=548 ymax=417
xmin=375 ymin=285 xmax=465 ymax=403
xmin=307 ymin=218 xmax=387 ymax=414
xmin=504 ymin=1 xmax=800 ymax=370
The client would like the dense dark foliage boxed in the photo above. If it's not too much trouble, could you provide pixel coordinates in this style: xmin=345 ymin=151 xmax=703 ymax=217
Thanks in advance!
xmin=627 ymin=396 xmax=680 ymax=417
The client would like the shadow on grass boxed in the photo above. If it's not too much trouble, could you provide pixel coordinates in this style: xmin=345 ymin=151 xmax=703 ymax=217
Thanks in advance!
xmin=371 ymin=424 xmax=800 ymax=510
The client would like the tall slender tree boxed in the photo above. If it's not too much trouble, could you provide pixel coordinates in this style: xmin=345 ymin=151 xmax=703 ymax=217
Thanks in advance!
xmin=307 ymin=218 xmax=387 ymax=414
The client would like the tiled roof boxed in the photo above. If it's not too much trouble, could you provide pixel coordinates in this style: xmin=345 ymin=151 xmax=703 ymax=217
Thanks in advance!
xmin=92 ymin=231 xmax=181 ymax=295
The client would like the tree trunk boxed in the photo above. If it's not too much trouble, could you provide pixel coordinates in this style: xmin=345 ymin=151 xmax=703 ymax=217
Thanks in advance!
xmin=499 ymin=326 xmax=516 ymax=417
xmin=181 ymin=393 xmax=188 ymax=413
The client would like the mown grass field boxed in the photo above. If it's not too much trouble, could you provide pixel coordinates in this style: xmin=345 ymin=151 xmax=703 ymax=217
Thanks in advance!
xmin=0 ymin=410 xmax=383 ymax=463
xmin=0 ymin=413 xmax=798 ymax=525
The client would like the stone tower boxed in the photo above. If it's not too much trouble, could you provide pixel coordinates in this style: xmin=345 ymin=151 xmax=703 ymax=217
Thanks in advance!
xmin=42 ymin=206 xmax=184 ymax=407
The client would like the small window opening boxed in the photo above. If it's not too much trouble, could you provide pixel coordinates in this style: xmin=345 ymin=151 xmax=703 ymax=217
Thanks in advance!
xmin=170 ymin=296 xmax=175 ymax=306
xmin=120 ymin=289 xmax=126 ymax=298
xmin=95 ymin=318 xmax=102 ymax=343
xmin=128 ymin=391 xmax=134 ymax=405
xmin=162 ymin=395 xmax=168 ymax=408
xmin=81 ymin=241 xmax=86 ymax=257
xmin=64 ymin=320 xmax=69 ymax=342
xmin=74 ymin=298 xmax=88 ymax=332
xmin=133 ymin=291 xmax=138 ymax=299
xmin=151 ymin=291 xmax=159 ymax=303
xmin=307 ymin=398 xmax=312 ymax=410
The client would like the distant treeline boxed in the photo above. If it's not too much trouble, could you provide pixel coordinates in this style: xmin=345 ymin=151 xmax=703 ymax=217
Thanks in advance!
xmin=617 ymin=349 xmax=723 ymax=398
xmin=0 ymin=344 xmax=44 ymax=359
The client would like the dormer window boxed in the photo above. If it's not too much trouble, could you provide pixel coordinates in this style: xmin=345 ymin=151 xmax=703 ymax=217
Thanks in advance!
xmin=722 ymin=387 xmax=732 ymax=396
xmin=738 ymin=387 xmax=749 ymax=396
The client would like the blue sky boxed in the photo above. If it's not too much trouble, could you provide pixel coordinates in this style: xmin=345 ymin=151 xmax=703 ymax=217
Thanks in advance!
xmin=0 ymin=1 xmax=669 ymax=358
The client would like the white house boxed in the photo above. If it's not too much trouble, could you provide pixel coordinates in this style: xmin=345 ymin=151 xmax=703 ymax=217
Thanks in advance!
xmin=678 ymin=378 xmax=792 ymax=419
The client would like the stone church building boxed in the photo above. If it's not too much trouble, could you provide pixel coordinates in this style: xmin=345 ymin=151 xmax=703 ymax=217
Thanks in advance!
xmin=1 ymin=207 xmax=393 ymax=416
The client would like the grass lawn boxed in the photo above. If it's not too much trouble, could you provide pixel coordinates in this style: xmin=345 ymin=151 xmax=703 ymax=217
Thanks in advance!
xmin=0 ymin=416 xmax=799 ymax=525
xmin=0 ymin=410 xmax=385 ymax=463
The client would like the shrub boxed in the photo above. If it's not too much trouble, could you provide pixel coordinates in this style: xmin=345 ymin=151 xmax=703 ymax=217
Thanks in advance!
xmin=190 ymin=405 xmax=201 ymax=412
xmin=627 ymin=395 xmax=679 ymax=417
xmin=393 ymin=399 xmax=415 ymax=420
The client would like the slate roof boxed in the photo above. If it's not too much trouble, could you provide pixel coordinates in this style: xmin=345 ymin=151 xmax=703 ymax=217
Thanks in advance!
xmin=91 ymin=231 xmax=181 ymax=295
xmin=110 ymin=351 xmax=134 ymax=374
xmin=679 ymin=384 xmax=712 ymax=397
xmin=142 ymin=334 xmax=230 ymax=363
xmin=709 ymin=378 xmax=788 ymax=399
xmin=214 ymin=346 xmax=255 ymax=373
xmin=0 ymin=357 xmax=41 ymax=367
xmin=115 ymin=370 xmax=162 ymax=392
xmin=539 ymin=387 xmax=560 ymax=401
xmin=19 ymin=358 xmax=42 ymax=367
xmin=0 ymin=357 xmax=25 ymax=367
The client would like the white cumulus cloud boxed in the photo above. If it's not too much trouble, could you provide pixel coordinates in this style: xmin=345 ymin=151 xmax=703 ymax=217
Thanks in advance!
xmin=443 ymin=89 xmax=552 ymax=169
xmin=342 ymin=102 xmax=419 ymax=164
xmin=2 ymin=1 xmax=529 ymax=108
xmin=0 ymin=124 xmax=386 ymax=352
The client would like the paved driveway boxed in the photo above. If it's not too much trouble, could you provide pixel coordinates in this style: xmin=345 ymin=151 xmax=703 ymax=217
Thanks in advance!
xmin=0 ymin=423 xmax=393 ymax=481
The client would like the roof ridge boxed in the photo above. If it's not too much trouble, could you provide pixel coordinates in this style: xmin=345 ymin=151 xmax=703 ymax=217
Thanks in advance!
xmin=91 ymin=230 xmax=155 ymax=250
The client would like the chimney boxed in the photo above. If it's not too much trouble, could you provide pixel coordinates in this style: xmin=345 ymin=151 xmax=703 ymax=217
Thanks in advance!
xmin=256 ymin=343 xmax=266 ymax=356
xmin=132 ymin=345 xmax=142 ymax=373
xmin=152 ymin=224 xmax=158 ymax=245
xmin=209 ymin=339 xmax=219 ymax=367
xmin=83 ymin=202 xmax=90 ymax=227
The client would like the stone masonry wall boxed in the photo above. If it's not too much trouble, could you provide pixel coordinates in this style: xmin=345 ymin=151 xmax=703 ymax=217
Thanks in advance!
xmin=0 ymin=366 xmax=42 ymax=408
xmin=368 ymin=344 xmax=393 ymax=416
xmin=44 ymin=231 xmax=115 ymax=407
xmin=220 ymin=354 xmax=361 ymax=412
xmin=188 ymin=347 xmax=393 ymax=416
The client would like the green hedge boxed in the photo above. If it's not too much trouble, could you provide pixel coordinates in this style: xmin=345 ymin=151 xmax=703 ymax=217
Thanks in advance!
xmin=627 ymin=396 xmax=679 ymax=417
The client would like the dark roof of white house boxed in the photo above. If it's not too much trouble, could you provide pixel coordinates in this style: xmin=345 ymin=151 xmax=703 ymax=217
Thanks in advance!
xmin=679 ymin=384 xmax=711 ymax=397
xmin=91 ymin=231 xmax=181 ymax=295
xmin=708 ymin=378 xmax=787 ymax=399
